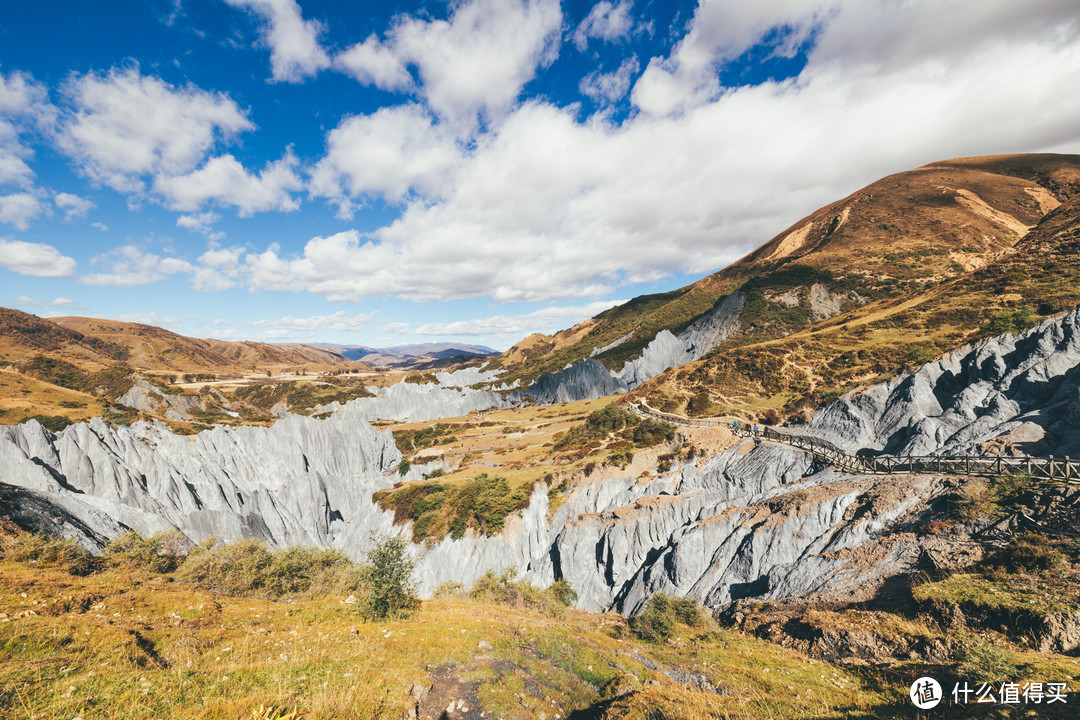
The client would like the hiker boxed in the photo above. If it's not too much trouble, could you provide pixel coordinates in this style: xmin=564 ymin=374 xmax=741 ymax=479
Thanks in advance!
xmin=753 ymin=423 xmax=759 ymax=436
xmin=733 ymin=419 xmax=739 ymax=433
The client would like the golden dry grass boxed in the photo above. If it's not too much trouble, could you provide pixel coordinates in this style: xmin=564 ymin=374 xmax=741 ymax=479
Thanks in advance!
xmin=0 ymin=559 xmax=906 ymax=720
xmin=0 ymin=370 xmax=105 ymax=427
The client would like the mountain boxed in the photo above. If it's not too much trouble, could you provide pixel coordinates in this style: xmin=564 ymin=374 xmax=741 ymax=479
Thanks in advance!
xmin=630 ymin=176 xmax=1080 ymax=420
xmin=48 ymin=315 xmax=356 ymax=375
xmin=311 ymin=341 xmax=498 ymax=368
xmin=491 ymin=154 xmax=1080 ymax=387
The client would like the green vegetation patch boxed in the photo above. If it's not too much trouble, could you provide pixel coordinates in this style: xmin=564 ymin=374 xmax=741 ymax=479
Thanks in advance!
xmin=233 ymin=379 xmax=374 ymax=415
xmin=392 ymin=422 xmax=458 ymax=456
xmin=554 ymin=403 xmax=674 ymax=452
xmin=18 ymin=355 xmax=136 ymax=399
xmin=375 ymin=473 xmax=534 ymax=541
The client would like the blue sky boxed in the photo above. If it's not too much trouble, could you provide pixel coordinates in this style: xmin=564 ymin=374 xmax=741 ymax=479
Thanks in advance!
xmin=1 ymin=1 xmax=1079 ymax=350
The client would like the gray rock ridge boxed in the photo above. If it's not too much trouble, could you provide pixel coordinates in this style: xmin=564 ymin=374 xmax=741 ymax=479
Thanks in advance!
xmin=516 ymin=291 xmax=745 ymax=404
xmin=808 ymin=307 xmax=1080 ymax=458
xmin=616 ymin=291 xmax=745 ymax=387
xmin=5 ymin=309 xmax=1080 ymax=616
xmin=519 ymin=359 xmax=627 ymax=404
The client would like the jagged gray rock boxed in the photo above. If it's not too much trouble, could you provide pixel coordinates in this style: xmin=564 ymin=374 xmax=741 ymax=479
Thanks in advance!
xmin=3 ymin=310 xmax=1080 ymax=615
xmin=518 ymin=291 xmax=745 ymax=403
xmin=521 ymin=359 xmax=626 ymax=404
xmin=808 ymin=308 xmax=1080 ymax=458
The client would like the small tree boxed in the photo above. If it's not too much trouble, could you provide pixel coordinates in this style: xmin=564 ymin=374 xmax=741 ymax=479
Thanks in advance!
xmin=359 ymin=533 xmax=418 ymax=620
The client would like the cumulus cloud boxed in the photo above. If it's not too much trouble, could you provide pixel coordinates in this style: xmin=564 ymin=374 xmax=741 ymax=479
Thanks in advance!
xmin=56 ymin=67 xmax=253 ymax=193
xmin=0 ymin=238 xmax=77 ymax=277
xmin=176 ymin=211 xmax=220 ymax=233
xmin=293 ymin=0 xmax=1080 ymax=307
xmin=247 ymin=310 xmax=378 ymax=338
xmin=334 ymin=0 xmax=563 ymax=128
xmin=413 ymin=300 xmax=625 ymax=337
xmin=334 ymin=35 xmax=413 ymax=91
xmin=54 ymin=192 xmax=95 ymax=220
xmin=223 ymin=0 xmax=331 ymax=82
xmin=154 ymin=152 xmax=303 ymax=215
xmin=0 ymin=70 xmax=52 ymax=186
xmin=0 ymin=192 xmax=46 ymax=229
xmin=14 ymin=295 xmax=41 ymax=307
xmin=191 ymin=243 xmax=245 ymax=291
xmin=309 ymin=104 xmax=461 ymax=215
xmin=81 ymin=244 xmax=194 ymax=286
xmin=579 ymin=56 xmax=639 ymax=104
xmin=573 ymin=0 xmax=638 ymax=51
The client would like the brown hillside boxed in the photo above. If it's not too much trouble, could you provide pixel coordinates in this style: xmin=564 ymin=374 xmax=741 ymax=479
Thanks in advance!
xmin=493 ymin=153 xmax=1080 ymax=385
xmin=49 ymin=315 xmax=359 ymax=376
xmin=629 ymin=191 xmax=1080 ymax=421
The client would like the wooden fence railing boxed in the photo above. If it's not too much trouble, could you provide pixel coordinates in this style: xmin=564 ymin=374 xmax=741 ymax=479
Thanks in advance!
xmin=629 ymin=402 xmax=1080 ymax=483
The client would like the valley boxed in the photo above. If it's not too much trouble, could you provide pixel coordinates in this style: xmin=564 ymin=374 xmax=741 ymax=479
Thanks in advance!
xmin=5 ymin=153 xmax=1080 ymax=719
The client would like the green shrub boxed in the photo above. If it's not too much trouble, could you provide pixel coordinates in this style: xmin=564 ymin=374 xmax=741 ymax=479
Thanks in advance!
xmin=179 ymin=538 xmax=274 ymax=595
xmin=265 ymin=545 xmax=363 ymax=597
xmin=0 ymin=530 xmax=96 ymax=574
xmin=165 ymin=537 xmax=367 ymax=599
xmin=358 ymin=533 xmax=418 ymax=620
xmin=957 ymin=634 xmax=1018 ymax=684
xmin=105 ymin=530 xmax=187 ymax=573
xmin=23 ymin=414 xmax=74 ymax=432
xmin=397 ymin=458 xmax=411 ymax=476
xmin=629 ymin=594 xmax=712 ymax=643
xmin=377 ymin=473 xmax=532 ymax=541
xmin=980 ymin=306 xmax=1040 ymax=338
xmin=469 ymin=569 xmax=574 ymax=617
xmin=998 ymin=533 xmax=1068 ymax=573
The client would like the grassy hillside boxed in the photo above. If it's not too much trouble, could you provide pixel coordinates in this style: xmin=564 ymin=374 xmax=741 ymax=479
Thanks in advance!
xmin=630 ymin=192 xmax=1080 ymax=421
xmin=4 ymin=524 xmax=1079 ymax=720
xmin=50 ymin=315 xmax=358 ymax=376
xmin=491 ymin=154 xmax=1080 ymax=386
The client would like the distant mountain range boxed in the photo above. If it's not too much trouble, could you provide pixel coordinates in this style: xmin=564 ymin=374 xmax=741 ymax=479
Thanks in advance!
xmin=309 ymin=342 xmax=499 ymax=368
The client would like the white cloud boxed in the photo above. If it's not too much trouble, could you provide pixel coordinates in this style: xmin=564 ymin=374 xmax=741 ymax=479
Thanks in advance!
xmin=54 ymin=192 xmax=95 ymax=220
xmin=579 ymin=57 xmax=639 ymax=104
xmin=334 ymin=0 xmax=563 ymax=128
xmin=57 ymin=67 xmax=253 ymax=193
xmin=248 ymin=310 xmax=378 ymax=339
xmin=49 ymin=297 xmax=77 ymax=308
xmin=155 ymin=152 xmax=303 ymax=215
xmin=191 ymin=243 xmax=245 ymax=291
xmin=91 ymin=221 xmax=109 ymax=231
xmin=0 ymin=238 xmax=77 ymax=277
xmin=81 ymin=244 xmax=194 ymax=286
xmin=413 ymin=300 xmax=625 ymax=336
xmin=290 ymin=0 xmax=1080 ymax=307
xmin=176 ymin=211 xmax=220 ymax=233
xmin=223 ymin=0 xmax=331 ymax=83
xmin=334 ymin=35 xmax=413 ymax=91
xmin=573 ymin=0 xmax=637 ymax=51
xmin=0 ymin=192 xmax=45 ymax=230
xmin=309 ymin=105 xmax=461 ymax=214
xmin=14 ymin=295 xmax=41 ymax=307
xmin=0 ymin=70 xmax=52 ymax=186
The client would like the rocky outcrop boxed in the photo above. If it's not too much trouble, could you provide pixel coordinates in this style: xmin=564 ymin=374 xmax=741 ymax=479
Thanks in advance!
xmin=522 ymin=359 xmax=626 ymax=404
xmin=808 ymin=307 xmax=1080 ymax=457
xmin=520 ymin=292 xmax=745 ymax=403
xmin=4 ymin=311 xmax=1080 ymax=615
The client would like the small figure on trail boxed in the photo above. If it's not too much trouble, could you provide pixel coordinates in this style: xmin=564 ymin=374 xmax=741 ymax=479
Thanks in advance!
xmin=733 ymin=419 xmax=739 ymax=433
xmin=753 ymin=423 xmax=759 ymax=436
